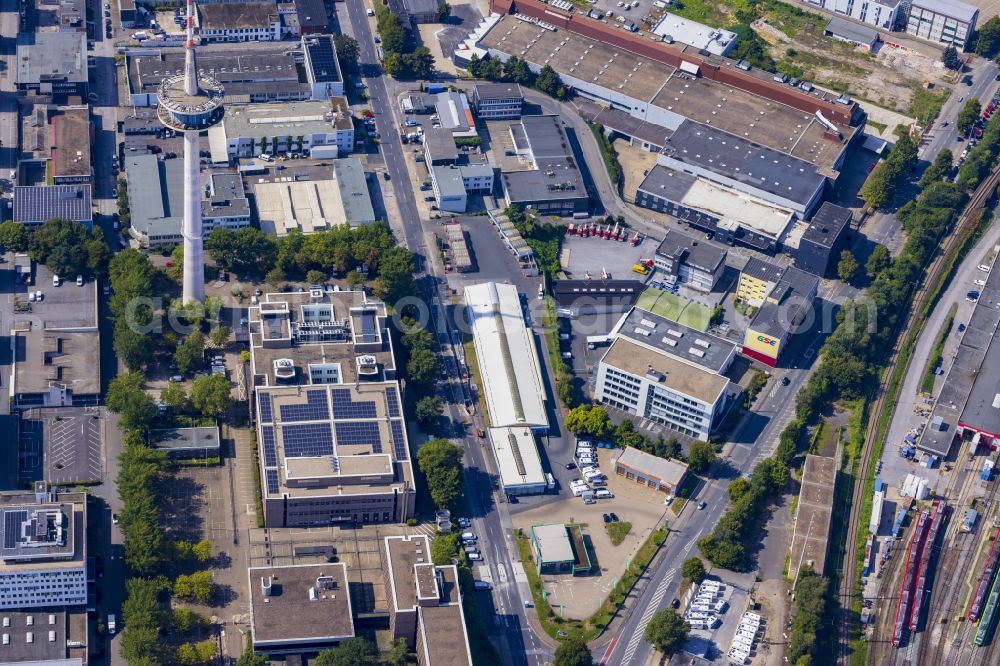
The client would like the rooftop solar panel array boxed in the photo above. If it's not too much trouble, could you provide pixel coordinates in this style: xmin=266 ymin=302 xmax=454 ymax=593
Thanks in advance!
xmin=390 ymin=420 xmax=407 ymax=460
xmin=282 ymin=423 xmax=335 ymax=457
xmin=334 ymin=421 xmax=382 ymax=452
xmin=265 ymin=469 xmax=280 ymax=495
xmin=385 ymin=387 xmax=401 ymax=418
xmin=279 ymin=389 xmax=329 ymax=422
xmin=261 ymin=426 xmax=277 ymax=467
xmin=331 ymin=388 xmax=378 ymax=420
xmin=305 ymin=36 xmax=341 ymax=83
xmin=3 ymin=510 xmax=27 ymax=549
xmin=258 ymin=391 xmax=273 ymax=423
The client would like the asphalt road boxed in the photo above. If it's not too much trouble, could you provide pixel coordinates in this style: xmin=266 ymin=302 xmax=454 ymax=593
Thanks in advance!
xmin=603 ymin=280 xmax=853 ymax=666
xmin=338 ymin=2 xmax=547 ymax=663
xmin=920 ymin=59 xmax=999 ymax=162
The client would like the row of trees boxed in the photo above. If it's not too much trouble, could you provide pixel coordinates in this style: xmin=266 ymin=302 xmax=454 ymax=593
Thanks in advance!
xmin=205 ymin=222 xmax=417 ymax=306
xmin=700 ymin=114 xmax=967 ymax=572
xmin=957 ymin=109 xmax=1000 ymax=190
xmin=788 ymin=567 xmax=829 ymax=665
xmin=467 ymin=54 xmax=567 ymax=99
xmin=563 ymin=404 xmax=716 ymax=473
xmin=107 ymin=249 xmax=229 ymax=665
xmin=376 ymin=7 xmax=435 ymax=79
xmin=0 ymin=217 xmax=112 ymax=278
xmin=860 ymin=132 xmax=918 ymax=210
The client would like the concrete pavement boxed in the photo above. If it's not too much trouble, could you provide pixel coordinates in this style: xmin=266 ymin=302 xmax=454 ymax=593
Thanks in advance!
xmin=881 ymin=213 xmax=1000 ymax=489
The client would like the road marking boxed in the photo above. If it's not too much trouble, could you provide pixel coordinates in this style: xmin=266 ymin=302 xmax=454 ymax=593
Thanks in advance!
xmin=619 ymin=568 xmax=676 ymax=665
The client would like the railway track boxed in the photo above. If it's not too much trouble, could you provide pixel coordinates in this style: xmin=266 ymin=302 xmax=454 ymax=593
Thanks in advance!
xmin=839 ymin=164 xmax=1000 ymax=665
xmin=914 ymin=469 xmax=998 ymax=666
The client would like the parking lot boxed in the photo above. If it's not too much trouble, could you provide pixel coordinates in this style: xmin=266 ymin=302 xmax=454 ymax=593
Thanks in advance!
xmin=560 ymin=232 xmax=656 ymax=282
xmin=510 ymin=448 xmax=670 ymax=618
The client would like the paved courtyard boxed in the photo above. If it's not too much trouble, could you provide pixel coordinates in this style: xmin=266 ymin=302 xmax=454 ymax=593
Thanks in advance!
xmin=510 ymin=448 xmax=671 ymax=618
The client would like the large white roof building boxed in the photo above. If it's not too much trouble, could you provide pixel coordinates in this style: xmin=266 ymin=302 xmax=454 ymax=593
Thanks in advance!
xmin=464 ymin=282 xmax=548 ymax=430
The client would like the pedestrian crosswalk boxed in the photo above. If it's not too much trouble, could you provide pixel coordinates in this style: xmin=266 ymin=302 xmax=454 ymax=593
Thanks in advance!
xmin=620 ymin=567 xmax=676 ymax=665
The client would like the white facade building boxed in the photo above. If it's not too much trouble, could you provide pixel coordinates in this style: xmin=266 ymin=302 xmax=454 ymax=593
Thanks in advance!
xmin=906 ymin=0 xmax=978 ymax=48
xmin=222 ymin=99 xmax=354 ymax=159
xmin=804 ymin=0 xmax=902 ymax=30
xmin=464 ymin=282 xmax=548 ymax=430
xmin=595 ymin=307 xmax=738 ymax=439
xmin=430 ymin=164 xmax=494 ymax=213
xmin=0 ymin=491 xmax=88 ymax=611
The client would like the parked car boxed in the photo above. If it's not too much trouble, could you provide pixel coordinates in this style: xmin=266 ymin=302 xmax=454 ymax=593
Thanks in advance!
xmin=698 ymin=501 xmax=707 ymax=510
xmin=467 ymin=552 xmax=483 ymax=561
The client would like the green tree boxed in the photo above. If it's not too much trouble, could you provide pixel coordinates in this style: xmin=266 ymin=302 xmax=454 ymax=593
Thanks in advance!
xmin=687 ymin=440 xmax=716 ymax=475
xmin=837 ymin=249 xmax=860 ymax=282
xmin=192 ymin=539 xmax=212 ymax=563
xmin=0 ymin=220 xmax=30 ymax=251
xmin=534 ymin=64 xmax=564 ymax=98
xmin=865 ymin=243 xmax=891 ymax=277
xmin=306 ymin=269 xmax=327 ymax=285
xmin=106 ymin=372 xmax=157 ymax=430
xmin=437 ymin=2 xmax=451 ymax=21
xmin=406 ymin=347 xmax=440 ymax=393
xmin=372 ymin=245 xmax=416 ymax=303
xmin=172 ymin=608 xmax=207 ymax=634
xmin=209 ymin=325 xmax=230 ymax=347
xmin=160 ymin=381 xmax=189 ymax=411
xmin=120 ymin=624 xmax=162 ymax=664
xmin=644 ymin=609 xmax=690 ymax=656
xmin=681 ymin=557 xmax=707 ymax=583
xmin=236 ymin=648 xmax=270 ymax=666
xmin=174 ymin=330 xmax=206 ymax=375
xmin=941 ymin=45 xmax=962 ymax=69
xmin=378 ymin=14 xmax=408 ymax=55
xmin=860 ymin=133 xmax=917 ymax=210
xmin=174 ymin=571 xmax=214 ymax=604
xmin=919 ymin=149 xmax=953 ymax=188
xmin=332 ymin=34 xmax=360 ymax=72
xmin=28 ymin=217 xmax=110 ymax=277
xmin=177 ymin=642 xmax=200 ymax=666
xmin=975 ymin=16 xmax=1000 ymax=57
xmin=564 ymin=405 xmax=610 ymax=439
xmin=431 ymin=532 xmax=459 ymax=565
xmin=265 ymin=267 xmax=286 ymax=287
xmin=416 ymin=438 xmax=463 ymax=510
xmin=315 ymin=637 xmax=378 ymax=666
xmin=957 ymin=98 xmax=982 ymax=136
xmin=206 ymin=227 xmax=277 ymax=274
xmin=190 ymin=373 xmax=232 ymax=416
xmin=552 ymin=636 xmax=593 ymax=666
xmin=414 ymin=395 xmax=444 ymax=431
xmin=114 ymin=319 xmax=154 ymax=372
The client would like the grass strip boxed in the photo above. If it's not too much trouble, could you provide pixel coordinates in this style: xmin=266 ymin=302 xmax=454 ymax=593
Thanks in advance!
xmin=586 ymin=121 xmax=622 ymax=186
xmin=919 ymin=303 xmax=957 ymax=393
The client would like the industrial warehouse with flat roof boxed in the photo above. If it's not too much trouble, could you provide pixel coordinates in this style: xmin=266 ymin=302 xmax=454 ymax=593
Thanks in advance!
xmin=464 ymin=282 xmax=549 ymax=430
